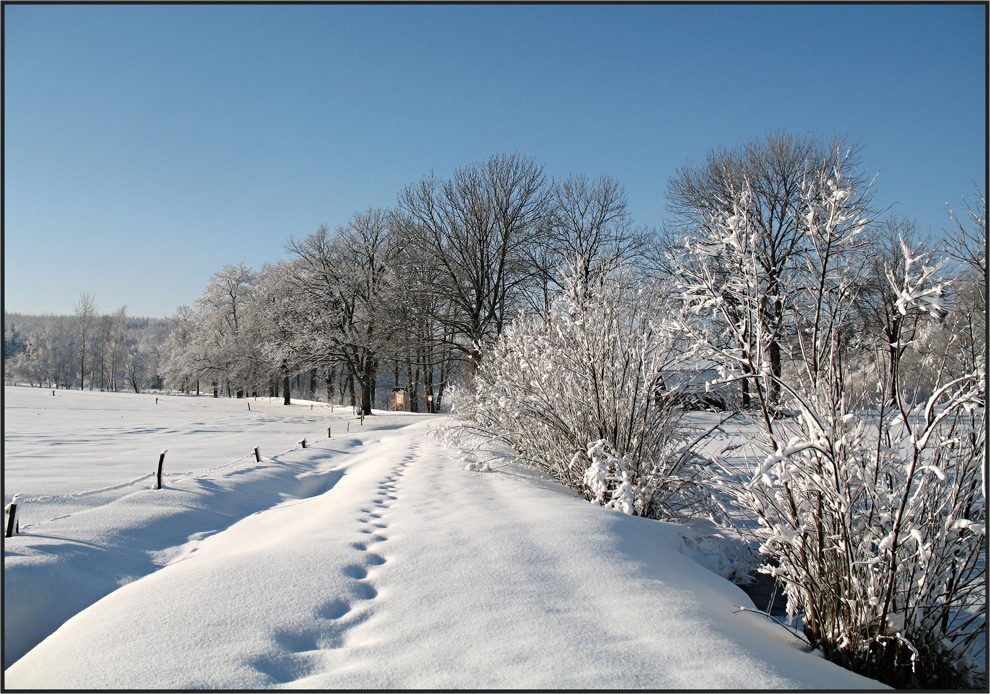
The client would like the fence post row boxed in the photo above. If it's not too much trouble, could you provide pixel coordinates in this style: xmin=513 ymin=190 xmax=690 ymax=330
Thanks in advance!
xmin=5 ymin=406 xmax=341 ymax=528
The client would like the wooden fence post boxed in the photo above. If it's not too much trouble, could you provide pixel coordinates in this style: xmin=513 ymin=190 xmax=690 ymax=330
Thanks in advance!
xmin=5 ymin=495 xmax=20 ymax=537
xmin=299 ymin=439 xmax=307 ymax=449
xmin=254 ymin=447 xmax=261 ymax=462
xmin=328 ymin=426 xmax=332 ymax=438
xmin=156 ymin=450 xmax=168 ymax=490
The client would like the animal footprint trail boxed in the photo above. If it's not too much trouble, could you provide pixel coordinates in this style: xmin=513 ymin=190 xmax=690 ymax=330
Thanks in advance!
xmin=254 ymin=444 xmax=422 ymax=685
xmin=251 ymin=473 xmax=406 ymax=687
xmin=252 ymin=536 xmax=392 ymax=684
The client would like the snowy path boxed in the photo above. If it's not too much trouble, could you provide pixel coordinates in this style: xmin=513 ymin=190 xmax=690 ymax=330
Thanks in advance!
xmin=4 ymin=392 xmax=883 ymax=689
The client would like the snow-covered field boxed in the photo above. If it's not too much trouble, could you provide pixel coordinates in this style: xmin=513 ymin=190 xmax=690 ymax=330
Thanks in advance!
xmin=3 ymin=385 xmax=884 ymax=689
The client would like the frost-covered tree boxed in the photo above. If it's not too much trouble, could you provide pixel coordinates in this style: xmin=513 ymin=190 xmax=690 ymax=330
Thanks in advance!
xmin=97 ymin=306 xmax=131 ymax=391
xmin=175 ymin=264 xmax=261 ymax=397
xmin=704 ymin=170 xmax=985 ymax=687
xmin=161 ymin=306 xmax=197 ymax=393
xmin=18 ymin=316 xmax=75 ymax=388
xmin=3 ymin=318 xmax=27 ymax=383
xmin=942 ymin=187 xmax=986 ymax=382
xmin=252 ymin=262 xmax=308 ymax=405
xmin=850 ymin=215 xmax=941 ymax=406
xmin=454 ymin=265 xmax=711 ymax=520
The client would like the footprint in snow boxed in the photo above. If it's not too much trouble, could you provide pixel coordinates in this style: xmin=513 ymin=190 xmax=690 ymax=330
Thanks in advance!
xmin=352 ymin=582 xmax=378 ymax=601
xmin=342 ymin=564 xmax=369 ymax=580
xmin=316 ymin=598 xmax=351 ymax=620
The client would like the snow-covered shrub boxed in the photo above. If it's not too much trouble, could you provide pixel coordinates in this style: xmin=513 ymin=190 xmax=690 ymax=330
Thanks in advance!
xmin=452 ymin=266 xmax=710 ymax=520
xmin=703 ymin=173 xmax=986 ymax=687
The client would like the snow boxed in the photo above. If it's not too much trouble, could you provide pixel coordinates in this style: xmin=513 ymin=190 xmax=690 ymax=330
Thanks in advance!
xmin=3 ymin=386 xmax=885 ymax=689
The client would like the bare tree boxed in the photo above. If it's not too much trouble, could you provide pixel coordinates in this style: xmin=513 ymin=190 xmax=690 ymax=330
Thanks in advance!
xmin=852 ymin=215 xmax=938 ymax=405
xmin=666 ymin=130 xmax=876 ymax=407
xmin=384 ymin=230 xmax=459 ymax=412
xmin=526 ymin=173 xmax=652 ymax=313
xmin=284 ymin=208 xmax=399 ymax=415
xmin=74 ymin=293 xmax=97 ymax=390
xmin=942 ymin=187 xmax=986 ymax=380
xmin=397 ymin=153 xmax=550 ymax=367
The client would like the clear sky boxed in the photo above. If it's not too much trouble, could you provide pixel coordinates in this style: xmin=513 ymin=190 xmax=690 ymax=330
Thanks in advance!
xmin=4 ymin=3 xmax=986 ymax=318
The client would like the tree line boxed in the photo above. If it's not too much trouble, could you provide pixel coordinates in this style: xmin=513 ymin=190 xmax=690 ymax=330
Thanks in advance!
xmin=154 ymin=137 xmax=982 ymax=418
xmin=4 ymin=303 xmax=170 ymax=393
xmin=5 ymin=136 xmax=983 ymax=417
xmin=157 ymin=152 xmax=654 ymax=413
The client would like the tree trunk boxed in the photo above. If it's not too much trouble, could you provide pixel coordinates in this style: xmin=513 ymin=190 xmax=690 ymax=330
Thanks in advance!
xmin=408 ymin=358 xmax=420 ymax=413
xmin=283 ymin=373 xmax=291 ymax=406
xmin=769 ymin=340 xmax=782 ymax=408
xmin=359 ymin=356 xmax=377 ymax=416
xmin=361 ymin=380 xmax=373 ymax=416
xmin=325 ymin=367 xmax=336 ymax=404
xmin=423 ymin=349 xmax=434 ymax=413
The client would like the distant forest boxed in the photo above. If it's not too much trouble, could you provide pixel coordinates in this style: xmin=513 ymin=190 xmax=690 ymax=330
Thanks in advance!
xmin=4 ymin=310 xmax=172 ymax=394
xmin=3 ymin=309 xmax=392 ymax=407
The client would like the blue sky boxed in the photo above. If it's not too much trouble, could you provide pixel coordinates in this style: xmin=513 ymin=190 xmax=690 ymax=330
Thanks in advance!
xmin=4 ymin=3 xmax=986 ymax=318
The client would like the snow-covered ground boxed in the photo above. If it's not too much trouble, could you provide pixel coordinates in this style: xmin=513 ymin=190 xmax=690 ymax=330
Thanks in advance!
xmin=3 ymin=386 xmax=884 ymax=689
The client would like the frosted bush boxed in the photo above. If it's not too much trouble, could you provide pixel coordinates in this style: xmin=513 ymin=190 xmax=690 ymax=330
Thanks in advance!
xmin=702 ymin=182 xmax=986 ymax=687
xmin=452 ymin=267 xmax=711 ymax=520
